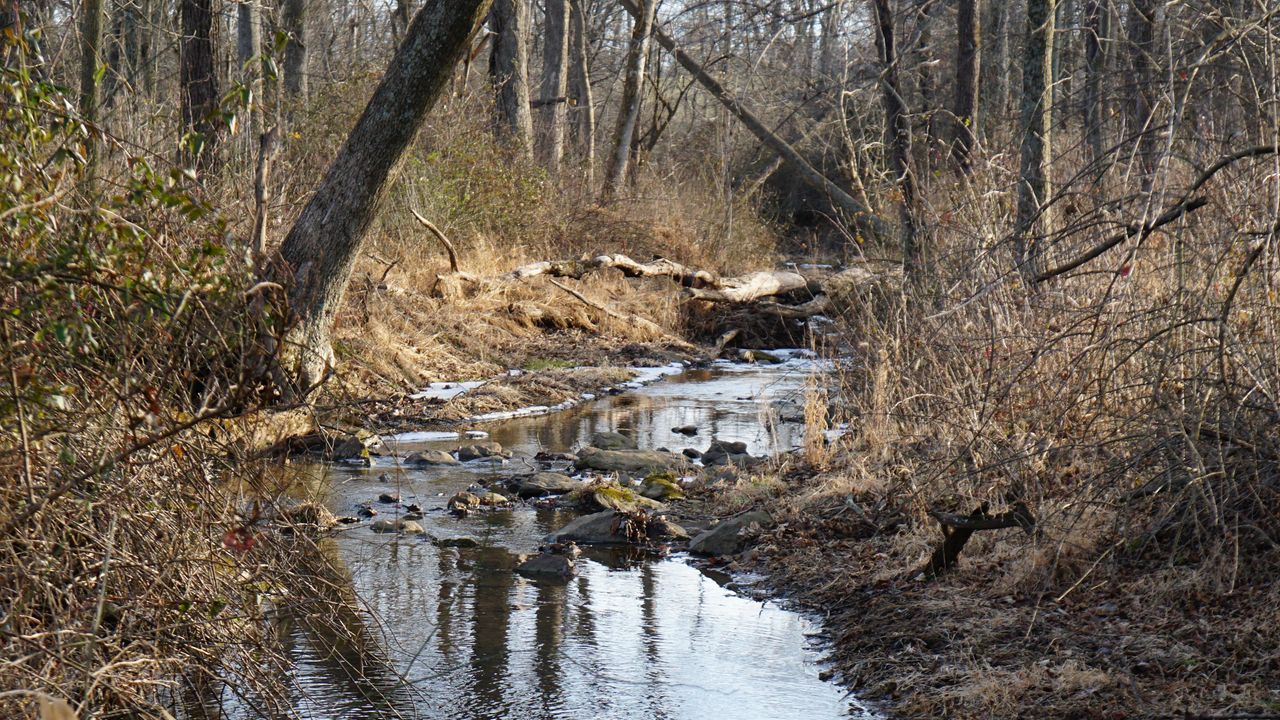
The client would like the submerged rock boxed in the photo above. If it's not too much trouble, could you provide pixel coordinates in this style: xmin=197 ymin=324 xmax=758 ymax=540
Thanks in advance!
xmin=370 ymin=518 xmax=425 ymax=534
xmin=589 ymin=431 xmax=638 ymax=451
xmin=575 ymin=446 xmax=688 ymax=474
xmin=405 ymin=449 xmax=459 ymax=466
xmin=433 ymin=536 xmax=480 ymax=548
xmin=688 ymin=511 xmax=773 ymax=555
xmin=516 ymin=552 xmax=576 ymax=579
xmin=517 ymin=472 xmax=583 ymax=498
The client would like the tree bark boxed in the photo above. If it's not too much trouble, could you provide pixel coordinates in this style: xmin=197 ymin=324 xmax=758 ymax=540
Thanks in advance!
xmin=951 ymin=0 xmax=979 ymax=172
xmin=489 ymin=0 xmax=534 ymax=159
xmin=79 ymin=0 xmax=105 ymax=174
xmin=979 ymin=0 xmax=1008 ymax=125
xmin=568 ymin=0 xmax=595 ymax=184
xmin=180 ymin=0 xmax=219 ymax=171
xmin=602 ymin=0 xmax=655 ymax=198
xmin=277 ymin=0 xmax=493 ymax=393
xmin=282 ymin=0 xmax=308 ymax=99
xmin=1082 ymin=0 xmax=1107 ymax=169
xmin=1014 ymin=0 xmax=1054 ymax=283
xmin=538 ymin=0 xmax=569 ymax=174
xmin=873 ymin=0 xmax=922 ymax=280
xmin=618 ymin=0 xmax=891 ymax=244
xmin=1126 ymin=0 xmax=1156 ymax=186
xmin=237 ymin=0 xmax=263 ymax=143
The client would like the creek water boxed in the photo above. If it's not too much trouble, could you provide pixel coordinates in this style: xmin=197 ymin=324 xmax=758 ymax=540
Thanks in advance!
xmin=242 ymin=358 xmax=870 ymax=719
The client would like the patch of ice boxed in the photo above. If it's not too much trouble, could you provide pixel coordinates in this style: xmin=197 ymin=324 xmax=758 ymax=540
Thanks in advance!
xmin=621 ymin=362 xmax=687 ymax=389
xmin=822 ymin=423 xmax=850 ymax=442
xmin=408 ymin=380 xmax=486 ymax=401
xmin=382 ymin=430 xmax=460 ymax=443
xmin=507 ymin=369 xmax=524 ymax=377
xmin=463 ymin=430 xmax=489 ymax=439
xmin=580 ymin=392 xmax=596 ymax=401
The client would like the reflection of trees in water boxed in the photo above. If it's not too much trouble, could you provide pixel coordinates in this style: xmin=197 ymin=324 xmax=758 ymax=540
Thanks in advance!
xmin=467 ymin=547 xmax=517 ymax=717
xmin=278 ymin=537 xmax=422 ymax=718
xmin=533 ymin=579 xmax=566 ymax=711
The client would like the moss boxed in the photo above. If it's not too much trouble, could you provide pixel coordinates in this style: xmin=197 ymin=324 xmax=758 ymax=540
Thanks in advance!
xmin=523 ymin=357 xmax=577 ymax=371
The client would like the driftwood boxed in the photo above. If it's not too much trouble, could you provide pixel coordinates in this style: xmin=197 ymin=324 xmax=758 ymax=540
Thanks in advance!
xmin=920 ymin=501 xmax=1036 ymax=578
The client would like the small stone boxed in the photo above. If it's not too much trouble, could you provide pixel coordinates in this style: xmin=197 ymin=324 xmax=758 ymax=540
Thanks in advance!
xmin=434 ymin=536 xmax=480 ymax=548
xmin=456 ymin=441 xmax=509 ymax=461
xmin=370 ymin=518 xmax=424 ymax=534
xmin=447 ymin=491 xmax=481 ymax=510
xmin=517 ymin=472 xmax=583 ymax=498
xmin=682 ymin=448 xmax=702 ymax=459
xmin=377 ymin=492 xmax=400 ymax=504
xmin=478 ymin=492 xmax=511 ymax=506
xmin=672 ymin=425 xmax=698 ymax=436
xmin=357 ymin=504 xmax=378 ymax=518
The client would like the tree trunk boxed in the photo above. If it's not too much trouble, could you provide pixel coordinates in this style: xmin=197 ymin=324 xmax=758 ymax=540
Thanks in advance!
xmin=618 ymin=0 xmax=890 ymax=243
xmin=538 ymin=0 xmax=569 ymax=174
xmin=237 ymin=0 xmax=263 ymax=143
xmin=1082 ymin=0 xmax=1107 ymax=168
xmin=282 ymin=0 xmax=308 ymax=99
xmin=568 ymin=0 xmax=595 ymax=184
xmin=1126 ymin=0 xmax=1156 ymax=186
xmin=489 ymin=0 xmax=534 ymax=159
xmin=180 ymin=0 xmax=219 ymax=171
xmin=79 ymin=0 xmax=105 ymax=174
xmin=602 ymin=0 xmax=655 ymax=198
xmin=979 ymin=0 xmax=1008 ymax=125
xmin=873 ymin=0 xmax=922 ymax=280
xmin=951 ymin=0 xmax=979 ymax=172
xmin=1014 ymin=0 xmax=1054 ymax=283
xmin=277 ymin=0 xmax=493 ymax=393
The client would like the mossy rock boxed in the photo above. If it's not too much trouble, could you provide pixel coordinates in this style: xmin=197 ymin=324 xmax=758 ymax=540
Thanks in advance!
xmin=566 ymin=481 xmax=663 ymax=513
xmin=640 ymin=472 xmax=685 ymax=501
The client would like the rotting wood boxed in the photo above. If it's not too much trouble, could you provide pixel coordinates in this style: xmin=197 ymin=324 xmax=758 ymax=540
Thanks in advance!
xmin=685 ymin=271 xmax=813 ymax=303
xmin=919 ymin=501 xmax=1036 ymax=578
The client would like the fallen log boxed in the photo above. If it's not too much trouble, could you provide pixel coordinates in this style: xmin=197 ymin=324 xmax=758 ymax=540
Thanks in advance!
xmin=919 ymin=501 xmax=1036 ymax=579
xmin=685 ymin=270 xmax=814 ymax=303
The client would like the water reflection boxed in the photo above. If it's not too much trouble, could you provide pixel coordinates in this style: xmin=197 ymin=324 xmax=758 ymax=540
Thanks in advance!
xmin=240 ymin=364 xmax=866 ymax=719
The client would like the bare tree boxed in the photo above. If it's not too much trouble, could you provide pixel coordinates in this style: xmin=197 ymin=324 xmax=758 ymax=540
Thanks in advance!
xmin=568 ymin=0 xmax=595 ymax=184
xmin=283 ymin=0 xmax=308 ymax=99
xmin=237 ymin=0 xmax=264 ymax=143
xmin=538 ymin=0 xmax=570 ymax=174
xmin=79 ymin=0 xmax=105 ymax=173
xmin=951 ymin=0 xmax=979 ymax=171
xmin=602 ymin=0 xmax=655 ymax=198
xmin=1126 ymin=0 xmax=1157 ymax=186
xmin=278 ymin=0 xmax=493 ymax=392
xmin=874 ymin=0 xmax=922 ymax=279
xmin=1014 ymin=0 xmax=1055 ymax=282
xmin=180 ymin=0 xmax=220 ymax=170
xmin=489 ymin=0 xmax=534 ymax=158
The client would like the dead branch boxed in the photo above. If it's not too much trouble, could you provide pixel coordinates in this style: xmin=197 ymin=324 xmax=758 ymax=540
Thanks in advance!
xmin=411 ymin=210 xmax=460 ymax=273
xmin=547 ymin=277 xmax=694 ymax=349
xmin=919 ymin=501 xmax=1036 ymax=578
xmin=685 ymin=270 xmax=813 ymax=303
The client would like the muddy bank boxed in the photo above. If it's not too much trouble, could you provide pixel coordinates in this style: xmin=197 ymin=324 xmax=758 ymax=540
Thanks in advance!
xmin=707 ymin=468 xmax=1280 ymax=719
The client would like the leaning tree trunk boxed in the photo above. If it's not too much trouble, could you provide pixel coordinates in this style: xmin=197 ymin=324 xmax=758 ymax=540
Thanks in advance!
xmin=180 ymin=0 xmax=219 ymax=172
xmin=874 ymin=0 xmax=922 ymax=281
xmin=951 ymin=0 xmax=979 ymax=172
xmin=488 ymin=0 xmax=534 ymax=159
xmin=601 ymin=0 xmax=655 ymax=198
xmin=568 ymin=0 xmax=595 ymax=185
xmin=282 ymin=0 xmax=308 ymax=100
xmin=618 ymin=0 xmax=891 ymax=243
xmin=1014 ymin=0 xmax=1055 ymax=283
xmin=538 ymin=0 xmax=569 ymax=174
xmin=277 ymin=0 xmax=493 ymax=394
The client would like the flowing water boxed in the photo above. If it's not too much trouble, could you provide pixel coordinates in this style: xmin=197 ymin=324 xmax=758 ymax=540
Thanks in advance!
xmin=235 ymin=358 xmax=871 ymax=719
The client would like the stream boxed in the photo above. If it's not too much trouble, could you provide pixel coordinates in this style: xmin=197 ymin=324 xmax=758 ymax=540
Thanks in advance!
xmin=236 ymin=357 xmax=871 ymax=719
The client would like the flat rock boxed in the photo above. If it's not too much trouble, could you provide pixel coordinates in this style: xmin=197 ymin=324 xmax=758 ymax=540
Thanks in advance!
xmin=640 ymin=474 xmax=685 ymax=501
xmin=701 ymin=439 xmax=753 ymax=467
xmin=433 ymin=536 xmax=480 ymax=548
xmin=447 ymin=491 xmax=481 ymax=510
xmin=688 ymin=510 xmax=773 ymax=555
xmin=576 ymin=447 xmax=688 ymax=474
xmin=516 ymin=553 xmax=576 ymax=579
xmin=517 ymin=472 xmax=584 ymax=498
xmin=405 ymin=450 xmax=459 ymax=466
xmin=370 ymin=518 xmax=425 ymax=534
xmin=478 ymin=491 xmax=512 ymax=506
xmin=589 ymin=431 xmax=638 ymax=451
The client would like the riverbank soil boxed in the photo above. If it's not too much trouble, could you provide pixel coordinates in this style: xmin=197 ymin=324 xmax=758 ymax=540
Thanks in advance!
xmin=714 ymin=458 xmax=1280 ymax=719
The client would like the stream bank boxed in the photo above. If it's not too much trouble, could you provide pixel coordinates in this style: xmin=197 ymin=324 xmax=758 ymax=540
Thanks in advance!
xmin=246 ymin=355 xmax=874 ymax=719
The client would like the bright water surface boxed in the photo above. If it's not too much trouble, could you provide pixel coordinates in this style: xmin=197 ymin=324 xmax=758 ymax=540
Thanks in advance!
xmin=230 ymin=359 xmax=871 ymax=719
